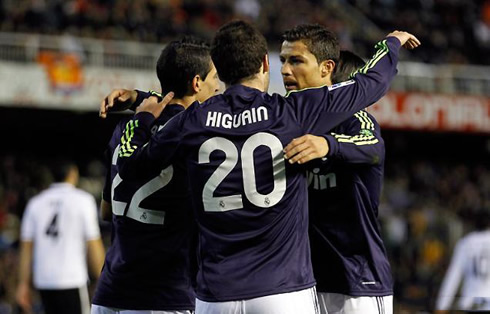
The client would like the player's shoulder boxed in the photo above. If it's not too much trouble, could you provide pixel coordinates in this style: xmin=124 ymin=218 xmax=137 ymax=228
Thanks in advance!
xmin=184 ymin=94 xmax=227 ymax=121
xmin=349 ymin=110 xmax=381 ymax=126
xmin=462 ymin=230 xmax=490 ymax=243
xmin=284 ymin=84 xmax=329 ymax=100
xmin=197 ymin=93 xmax=226 ymax=110
xmin=456 ymin=231 xmax=481 ymax=250
xmin=110 ymin=115 xmax=133 ymax=140
xmin=26 ymin=189 xmax=48 ymax=207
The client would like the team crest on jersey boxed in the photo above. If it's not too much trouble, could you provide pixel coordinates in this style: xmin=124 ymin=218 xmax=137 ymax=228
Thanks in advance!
xmin=360 ymin=129 xmax=373 ymax=137
xmin=264 ymin=197 xmax=270 ymax=206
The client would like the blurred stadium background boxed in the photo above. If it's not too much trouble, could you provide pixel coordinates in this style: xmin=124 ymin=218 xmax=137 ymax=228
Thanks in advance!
xmin=0 ymin=0 xmax=489 ymax=313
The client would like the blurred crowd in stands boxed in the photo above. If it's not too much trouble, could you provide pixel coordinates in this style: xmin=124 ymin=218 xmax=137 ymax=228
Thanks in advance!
xmin=0 ymin=0 xmax=489 ymax=65
xmin=0 ymin=143 xmax=488 ymax=312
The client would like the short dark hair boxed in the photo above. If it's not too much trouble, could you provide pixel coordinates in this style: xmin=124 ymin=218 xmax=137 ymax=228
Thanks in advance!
xmin=474 ymin=209 xmax=490 ymax=231
xmin=49 ymin=159 xmax=77 ymax=182
xmin=211 ymin=20 xmax=268 ymax=85
xmin=282 ymin=24 xmax=339 ymax=64
xmin=156 ymin=36 xmax=212 ymax=98
xmin=332 ymin=50 xmax=366 ymax=83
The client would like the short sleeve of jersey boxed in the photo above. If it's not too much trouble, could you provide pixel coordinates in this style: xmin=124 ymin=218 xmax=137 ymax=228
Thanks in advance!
xmin=20 ymin=202 xmax=35 ymax=241
xmin=81 ymin=194 xmax=101 ymax=241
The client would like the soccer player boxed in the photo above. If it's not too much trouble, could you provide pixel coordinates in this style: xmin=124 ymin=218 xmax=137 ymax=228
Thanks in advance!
xmin=435 ymin=210 xmax=490 ymax=312
xmin=281 ymin=24 xmax=394 ymax=313
xmin=16 ymin=160 xmax=105 ymax=314
xmin=91 ymin=37 xmax=220 ymax=314
xmin=116 ymin=20 xmax=419 ymax=313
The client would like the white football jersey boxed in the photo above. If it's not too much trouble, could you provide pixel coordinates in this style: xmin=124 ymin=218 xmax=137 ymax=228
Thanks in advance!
xmin=21 ymin=183 xmax=101 ymax=289
xmin=436 ymin=230 xmax=490 ymax=310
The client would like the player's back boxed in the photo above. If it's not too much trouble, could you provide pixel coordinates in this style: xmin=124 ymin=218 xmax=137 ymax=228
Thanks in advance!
xmin=93 ymin=105 xmax=196 ymax=311
xmin=22 ymin=183 xmax=97 ymax=289
xmin=459 ymin=231 xmax=490 ymax=299
xmin=172 ymin=85 xmax=342 ymax=301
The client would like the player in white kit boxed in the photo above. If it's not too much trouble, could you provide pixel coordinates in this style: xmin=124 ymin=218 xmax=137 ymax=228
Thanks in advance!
xmin=16 ymin=160 xmax=105 ymax=314
xmin=436 ymin=209 xmax=490 ymax=312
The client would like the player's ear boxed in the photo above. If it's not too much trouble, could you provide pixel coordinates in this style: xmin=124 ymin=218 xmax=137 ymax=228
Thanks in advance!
xmin=191 ymin=75 xmax=201 ymax=93
xmin=321 ymin=59 xmax=335 ymax=78
xmin=262 ymin=54 xmax=270 ymax=73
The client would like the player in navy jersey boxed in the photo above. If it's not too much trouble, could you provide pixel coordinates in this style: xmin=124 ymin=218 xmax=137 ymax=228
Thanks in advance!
xmin=116 ymin=20 xmax=419 ymax=314
xmin=91 ymin=36 xmax=220 ymax=314
xmin=282 ymin=25 xmax=394 ymax=313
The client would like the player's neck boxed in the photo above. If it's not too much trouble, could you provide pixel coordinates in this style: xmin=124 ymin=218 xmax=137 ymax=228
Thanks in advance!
xmin=234 ymin=77 xmax=267 ymax=92
xmin=63 ymin=176 xmax=77 ymax=186
xmin=169 ymin=96 xmax=196 ymax=109
xmin=63 ymin=168 xmax=78 ymax=186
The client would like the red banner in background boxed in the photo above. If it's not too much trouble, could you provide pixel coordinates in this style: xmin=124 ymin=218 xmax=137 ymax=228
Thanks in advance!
xmin=367 ymin=92 xmax=490 ymax=133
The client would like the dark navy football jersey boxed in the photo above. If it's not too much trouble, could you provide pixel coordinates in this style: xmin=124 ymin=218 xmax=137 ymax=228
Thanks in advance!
xmin=308 ymin=110 xmax=393 ymax=296
xmin=93 ymin=104 xmax=196 ymax=311
xmin=117 ymin=37 xmax=401 ymax=302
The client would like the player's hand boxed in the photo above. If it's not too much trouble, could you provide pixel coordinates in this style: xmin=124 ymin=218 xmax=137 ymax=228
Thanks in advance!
xmin=386 ymin=31 xmax=421 ymax=50
xmin=136 ymin=92 xmax=174 ymax=118
xmin=283 ymin=134 xmax=329 ymax=164
xmin=99 ymin=89 xmax=138 ymax=118
xmin=15 ymin=283 xmax=32 ymax=314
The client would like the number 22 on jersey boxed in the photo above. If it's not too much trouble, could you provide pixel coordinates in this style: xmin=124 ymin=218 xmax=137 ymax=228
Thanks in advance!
xmin=111 ymin=144 xmax=173 ymax=225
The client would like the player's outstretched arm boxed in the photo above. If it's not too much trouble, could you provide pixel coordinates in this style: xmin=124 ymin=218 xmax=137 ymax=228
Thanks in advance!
xmin=99 ymin=89 xmax=138 ymax=118
xmin=290 ymin=30 xmax=421 ymax=136
xmin=386 ymin=31 xmax=421 ymax=50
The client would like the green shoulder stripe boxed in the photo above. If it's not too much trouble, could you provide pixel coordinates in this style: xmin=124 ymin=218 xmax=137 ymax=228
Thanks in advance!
xmin=350 ymin=39 xmax=389 ymax=78
xmin=119 ymin=119 xmax=139 ymax=158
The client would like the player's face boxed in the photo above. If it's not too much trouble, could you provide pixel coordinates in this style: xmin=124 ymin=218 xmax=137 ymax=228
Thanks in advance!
xmin=197 ymin=62 xmax=220 ymax=103
xmin=280 ymin=40 xmax=331 ymax=91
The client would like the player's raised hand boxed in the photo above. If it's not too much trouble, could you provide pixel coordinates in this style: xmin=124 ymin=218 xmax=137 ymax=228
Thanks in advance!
xmin=99 ymin=89 xmax=138 ymax=118
xmin=283 ymin=134 xmax=329 ymax=164
xmin=136 ymin=92 xmax=174 ymax=118
xmin=386 ymin=31 xmax=421 ymax=50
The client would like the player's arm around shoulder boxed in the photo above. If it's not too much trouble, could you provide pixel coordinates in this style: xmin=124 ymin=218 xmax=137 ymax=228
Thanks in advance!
xmin=325 ymin=111 xmax=384 ymax=165
xmin=283 ymin=134 xmax=329 ymax=165
xmin=99 ymin=89 xmax=138 ymax=118
xmin=116 ymin=93 xmax=175 ymax=179
xmin=284 ymin=111 xmax=384 ymax=165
